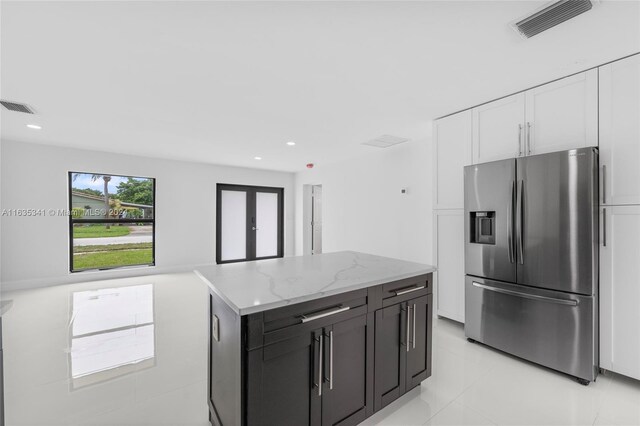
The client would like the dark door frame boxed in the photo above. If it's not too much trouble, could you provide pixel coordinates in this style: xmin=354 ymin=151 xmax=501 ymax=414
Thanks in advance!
xmin=216 ymin=183 xmax=284 ymax=264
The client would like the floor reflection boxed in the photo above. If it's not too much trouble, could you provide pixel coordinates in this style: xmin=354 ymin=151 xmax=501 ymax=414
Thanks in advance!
xmin=70 ymin=284 xmax=155 ymax=389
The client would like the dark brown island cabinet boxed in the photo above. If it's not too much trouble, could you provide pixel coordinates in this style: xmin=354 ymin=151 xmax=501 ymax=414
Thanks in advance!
xmin=207 ymin=273 xmax=432 ymax=426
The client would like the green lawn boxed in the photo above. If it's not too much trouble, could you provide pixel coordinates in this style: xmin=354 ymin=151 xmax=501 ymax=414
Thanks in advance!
xmin=73 ymin=242 xmax=152 ymax=270
xmin=74 ymin=225 xmax=130 ymax=238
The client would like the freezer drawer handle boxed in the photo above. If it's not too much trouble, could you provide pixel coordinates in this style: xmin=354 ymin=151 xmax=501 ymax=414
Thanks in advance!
xmin=394 ymin=285 xmax=426 ymax=296
xmin=301 ymin=306 xmax=350 ymax=323
xmin=472 ymin=282 xmax=578 ymax=306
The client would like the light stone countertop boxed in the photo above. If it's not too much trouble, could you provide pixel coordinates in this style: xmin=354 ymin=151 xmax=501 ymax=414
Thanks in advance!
xmin=195 ymin=251 xmax=436 ymax=315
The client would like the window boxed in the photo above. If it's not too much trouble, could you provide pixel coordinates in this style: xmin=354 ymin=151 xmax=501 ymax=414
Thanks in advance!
xmin=216 ymin=184 xmax=284 ymax=264
xmin=69 ymin=172 xmax=155 ymax=272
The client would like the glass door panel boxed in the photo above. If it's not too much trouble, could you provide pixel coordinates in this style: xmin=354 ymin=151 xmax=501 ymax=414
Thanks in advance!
xmin=220 ymin=189 xmax=247 ymax=262
xmin=255 ymin=192 xmax=279 ymax=258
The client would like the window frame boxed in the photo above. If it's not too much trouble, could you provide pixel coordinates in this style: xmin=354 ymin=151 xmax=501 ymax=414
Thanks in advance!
xmin=216 ymin=183 xmax=284 ymax=264
xmin=68 ymin=171 xmax=156 ymax=273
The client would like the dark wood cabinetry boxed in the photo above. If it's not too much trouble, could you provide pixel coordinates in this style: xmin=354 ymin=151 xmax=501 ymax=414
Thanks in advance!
xmin=208 ymin=273 xmax=432 ymax=426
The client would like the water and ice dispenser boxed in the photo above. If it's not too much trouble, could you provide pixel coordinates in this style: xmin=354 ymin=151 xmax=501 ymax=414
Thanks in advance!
xmin=469 ymin=211 xmax=495 ymax=245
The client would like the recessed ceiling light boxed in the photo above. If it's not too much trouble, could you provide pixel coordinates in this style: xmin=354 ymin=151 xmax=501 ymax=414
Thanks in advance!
xmin=286 ymin=141 xmax=296 ymax=146
xmin=26 ymin=124 xmax=42 ymax=130
xmin=254 ymin=156 xmax=262 ymax=160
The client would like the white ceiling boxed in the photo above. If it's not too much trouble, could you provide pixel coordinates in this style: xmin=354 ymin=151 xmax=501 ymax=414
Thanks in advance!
xmin=1 ymin=1 xmax=639 ymax=172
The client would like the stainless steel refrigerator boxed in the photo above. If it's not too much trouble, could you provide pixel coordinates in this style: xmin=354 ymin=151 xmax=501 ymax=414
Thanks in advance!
xmin=464 ymin=147 xmax=599 ymax=384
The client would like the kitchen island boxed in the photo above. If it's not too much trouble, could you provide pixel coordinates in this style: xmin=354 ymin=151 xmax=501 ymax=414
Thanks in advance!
xmin=196 ymin=251 xmax=435 ymax=426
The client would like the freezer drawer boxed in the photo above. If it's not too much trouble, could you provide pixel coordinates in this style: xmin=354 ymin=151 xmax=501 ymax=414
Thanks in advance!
xmin=464 ymin=276 xmax=597 ymax=382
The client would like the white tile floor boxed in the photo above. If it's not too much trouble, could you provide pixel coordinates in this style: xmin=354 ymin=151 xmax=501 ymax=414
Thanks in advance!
xmin=2 ymin=273 xmax=640 ymax=425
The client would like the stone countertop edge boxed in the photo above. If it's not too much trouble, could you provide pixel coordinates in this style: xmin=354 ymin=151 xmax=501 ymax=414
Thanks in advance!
xmin=195 ymin=252 xmax=435 ymax=316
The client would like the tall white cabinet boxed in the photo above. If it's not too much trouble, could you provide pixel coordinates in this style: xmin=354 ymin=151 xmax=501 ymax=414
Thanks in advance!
xmin=598 ymin=53 xmax=640 ymax=381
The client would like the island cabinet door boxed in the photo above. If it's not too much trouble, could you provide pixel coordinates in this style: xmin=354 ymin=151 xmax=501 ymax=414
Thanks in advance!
xmin=373 ymin=303 xmax=407 ymax=412
xmin=321 ymin=313 xmax=373 ymax=426
xmin=405 ymin=294 xmax=433 ymax=390
xmin=245 ymin=330 xmax=322 ymax=426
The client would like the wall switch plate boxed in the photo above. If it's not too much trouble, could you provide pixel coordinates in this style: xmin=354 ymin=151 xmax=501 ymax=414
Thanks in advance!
xmin=212 ymin=315 xmax=220 ymax=342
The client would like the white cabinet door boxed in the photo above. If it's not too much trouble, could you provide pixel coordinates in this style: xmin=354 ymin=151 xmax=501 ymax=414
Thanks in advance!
xmin=472 ymin=93 xmax=525 ymax=164
xmin=433 ymin=111 xmax=472 ymax=209
xmin=525 ymin=69 xmax=598 ymax=156
xmin=600 ymin=205 xmax=640 ymax=380
xmin=433 ymin=209 xmax=465 ymax=323
xmin=599 ymin=54 xmax=640 ymax=206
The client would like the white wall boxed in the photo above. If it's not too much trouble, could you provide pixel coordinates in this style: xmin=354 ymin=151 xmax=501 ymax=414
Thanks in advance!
xmin=294 ymin=128 xmax=433 ymax=266
xmin=1 ymin=140 xmax=295 ymax=291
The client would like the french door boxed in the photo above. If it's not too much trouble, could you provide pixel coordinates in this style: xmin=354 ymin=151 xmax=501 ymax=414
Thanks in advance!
xmin=216 ymin=184 xmax=284 ymax=264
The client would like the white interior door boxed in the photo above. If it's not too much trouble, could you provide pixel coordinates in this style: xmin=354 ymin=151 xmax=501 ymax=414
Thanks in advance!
xmin=472 ymin=93 xmax=525 ymax=164
xmin=599 ymin=54 xmax=640 ymax=205
xmin=600 ymin=205 xmax=640 ymax=380
xmin=525 ymin=69 xmax=598 ymax=156
xmin=311 ymin=185 xmax=322 ymax=255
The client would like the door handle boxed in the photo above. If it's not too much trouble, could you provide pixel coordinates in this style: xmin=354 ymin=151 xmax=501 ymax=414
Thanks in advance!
xmin=508 ymin=181 xmax=515 ymax=263
xmin=300 ymin=306 xmax=350 ymax=323
xmin=314 ymin=333 xmax=323 ymax=396
xmin=602 ymin=165 xmax=606 ymax=204
xmin=252 ymin=226 xmax=259 ymax=231
xmin=329 ymin=330 xmax=334 ymax=390
xmin=526 ymin=122 xmax=532 ymax=155
xmin=412 ymin=304 xmax=416 ymax=350
xmin=518 ymin=124 xmax=523 ymax=157
xmin=406 ymin=305 xmax=411 ymax=353
xmin=472 ymin=282 xmax=578 ymax=306
xmin=394 ymin=285 xmax=426 ymax=296
xmin=517 ymin=180 xmax=525 ymax=265
xmin=602 ymin=208 xmax=607 ymax=247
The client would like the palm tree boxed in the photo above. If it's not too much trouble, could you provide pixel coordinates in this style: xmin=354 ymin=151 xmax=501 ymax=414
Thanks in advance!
xmin=72 ymin=173 xmax=112 ymax=229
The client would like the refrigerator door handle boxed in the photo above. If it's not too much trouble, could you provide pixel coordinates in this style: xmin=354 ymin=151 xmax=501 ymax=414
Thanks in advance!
xmin=517 ymin=180 xmax=525 ymax=265
xmin=602 ymin=208 xmax=607 ymax=247
xmin=508 ymin=181 xmax=515 ymax=263
xmin=472 ymin=282 xmax=578 ymax=306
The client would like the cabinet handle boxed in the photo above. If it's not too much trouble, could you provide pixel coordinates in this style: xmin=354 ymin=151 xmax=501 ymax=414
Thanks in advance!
xmin=395 ymin=285 xmax=425 ymax=296
xmin=602 ymin=208 xmax=607 ymax=247
xmin=602 ymin=165 xmax=606 ymax=204
xmin=412 ymin=304 xmax=416 ymax=349
xmin=301 ymin=306 xmax=350 ymax=323
xmin=318 ymin=334 xmax=323 ymax=396
xmin=329 ymin=330 xmax=334 ymax=390
xmin=518 ymin=124 xmax=523 ymax=157
xmin=526 ymin=122 xmax=532 ymax=155
xmin=406 ymin=305 xmax=411 ymax=352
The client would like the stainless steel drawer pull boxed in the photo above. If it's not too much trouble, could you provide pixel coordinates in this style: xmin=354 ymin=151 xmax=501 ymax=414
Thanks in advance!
xmin=394 ymin=285 xmax=426 ymax=296
xmin=406 ymin=305 xmax=411 ymax=353
xmin=301 ymin=306 xmax=350 ymax=323
xmin=472 ymin=282 xmax=578 ymax=306
xmin=329 ymin=330 xmax=334 ymax=390
xmin=318 ymin=334 xmax=323 ymax=396
xmin=412 ymin=304 xmax=416 ymax=349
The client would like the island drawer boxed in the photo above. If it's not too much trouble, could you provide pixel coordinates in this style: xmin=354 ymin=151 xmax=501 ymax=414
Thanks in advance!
xmin=369 ymin=274 xmax=432 ymax=310
xmin=245 ymin=288 xmax=368 ymax=349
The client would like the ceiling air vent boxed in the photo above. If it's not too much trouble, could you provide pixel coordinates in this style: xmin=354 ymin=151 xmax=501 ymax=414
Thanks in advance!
xmin=363 ymin=135 xmax=409 ymax=148
xmin=0 ymin=100 xmax=34 ymax=114
xmin=513 ymin=0 xmax=593 ymax=38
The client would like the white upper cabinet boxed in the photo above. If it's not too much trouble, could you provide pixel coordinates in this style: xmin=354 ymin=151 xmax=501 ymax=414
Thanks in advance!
xmin=433 ymin=110 xmax=472 ymax=209
xmin=472 ymin=93 xmax=525 ymax=164
xmin=600 ymin=205 xmax=640 ymax=380
xmin=599 ymin=54 xmax=640 ymax=206
xmin=525 ymin=69 xmax=598 ymax=156
xmin=471 ymin=69 xmax=597 ymax=165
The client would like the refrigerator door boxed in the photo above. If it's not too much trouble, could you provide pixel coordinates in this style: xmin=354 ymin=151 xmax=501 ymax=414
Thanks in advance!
xmin=464 ymin=159 xmax=516 ymax=283
xmin=516 ymin=147 xmax=598 ymax=295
